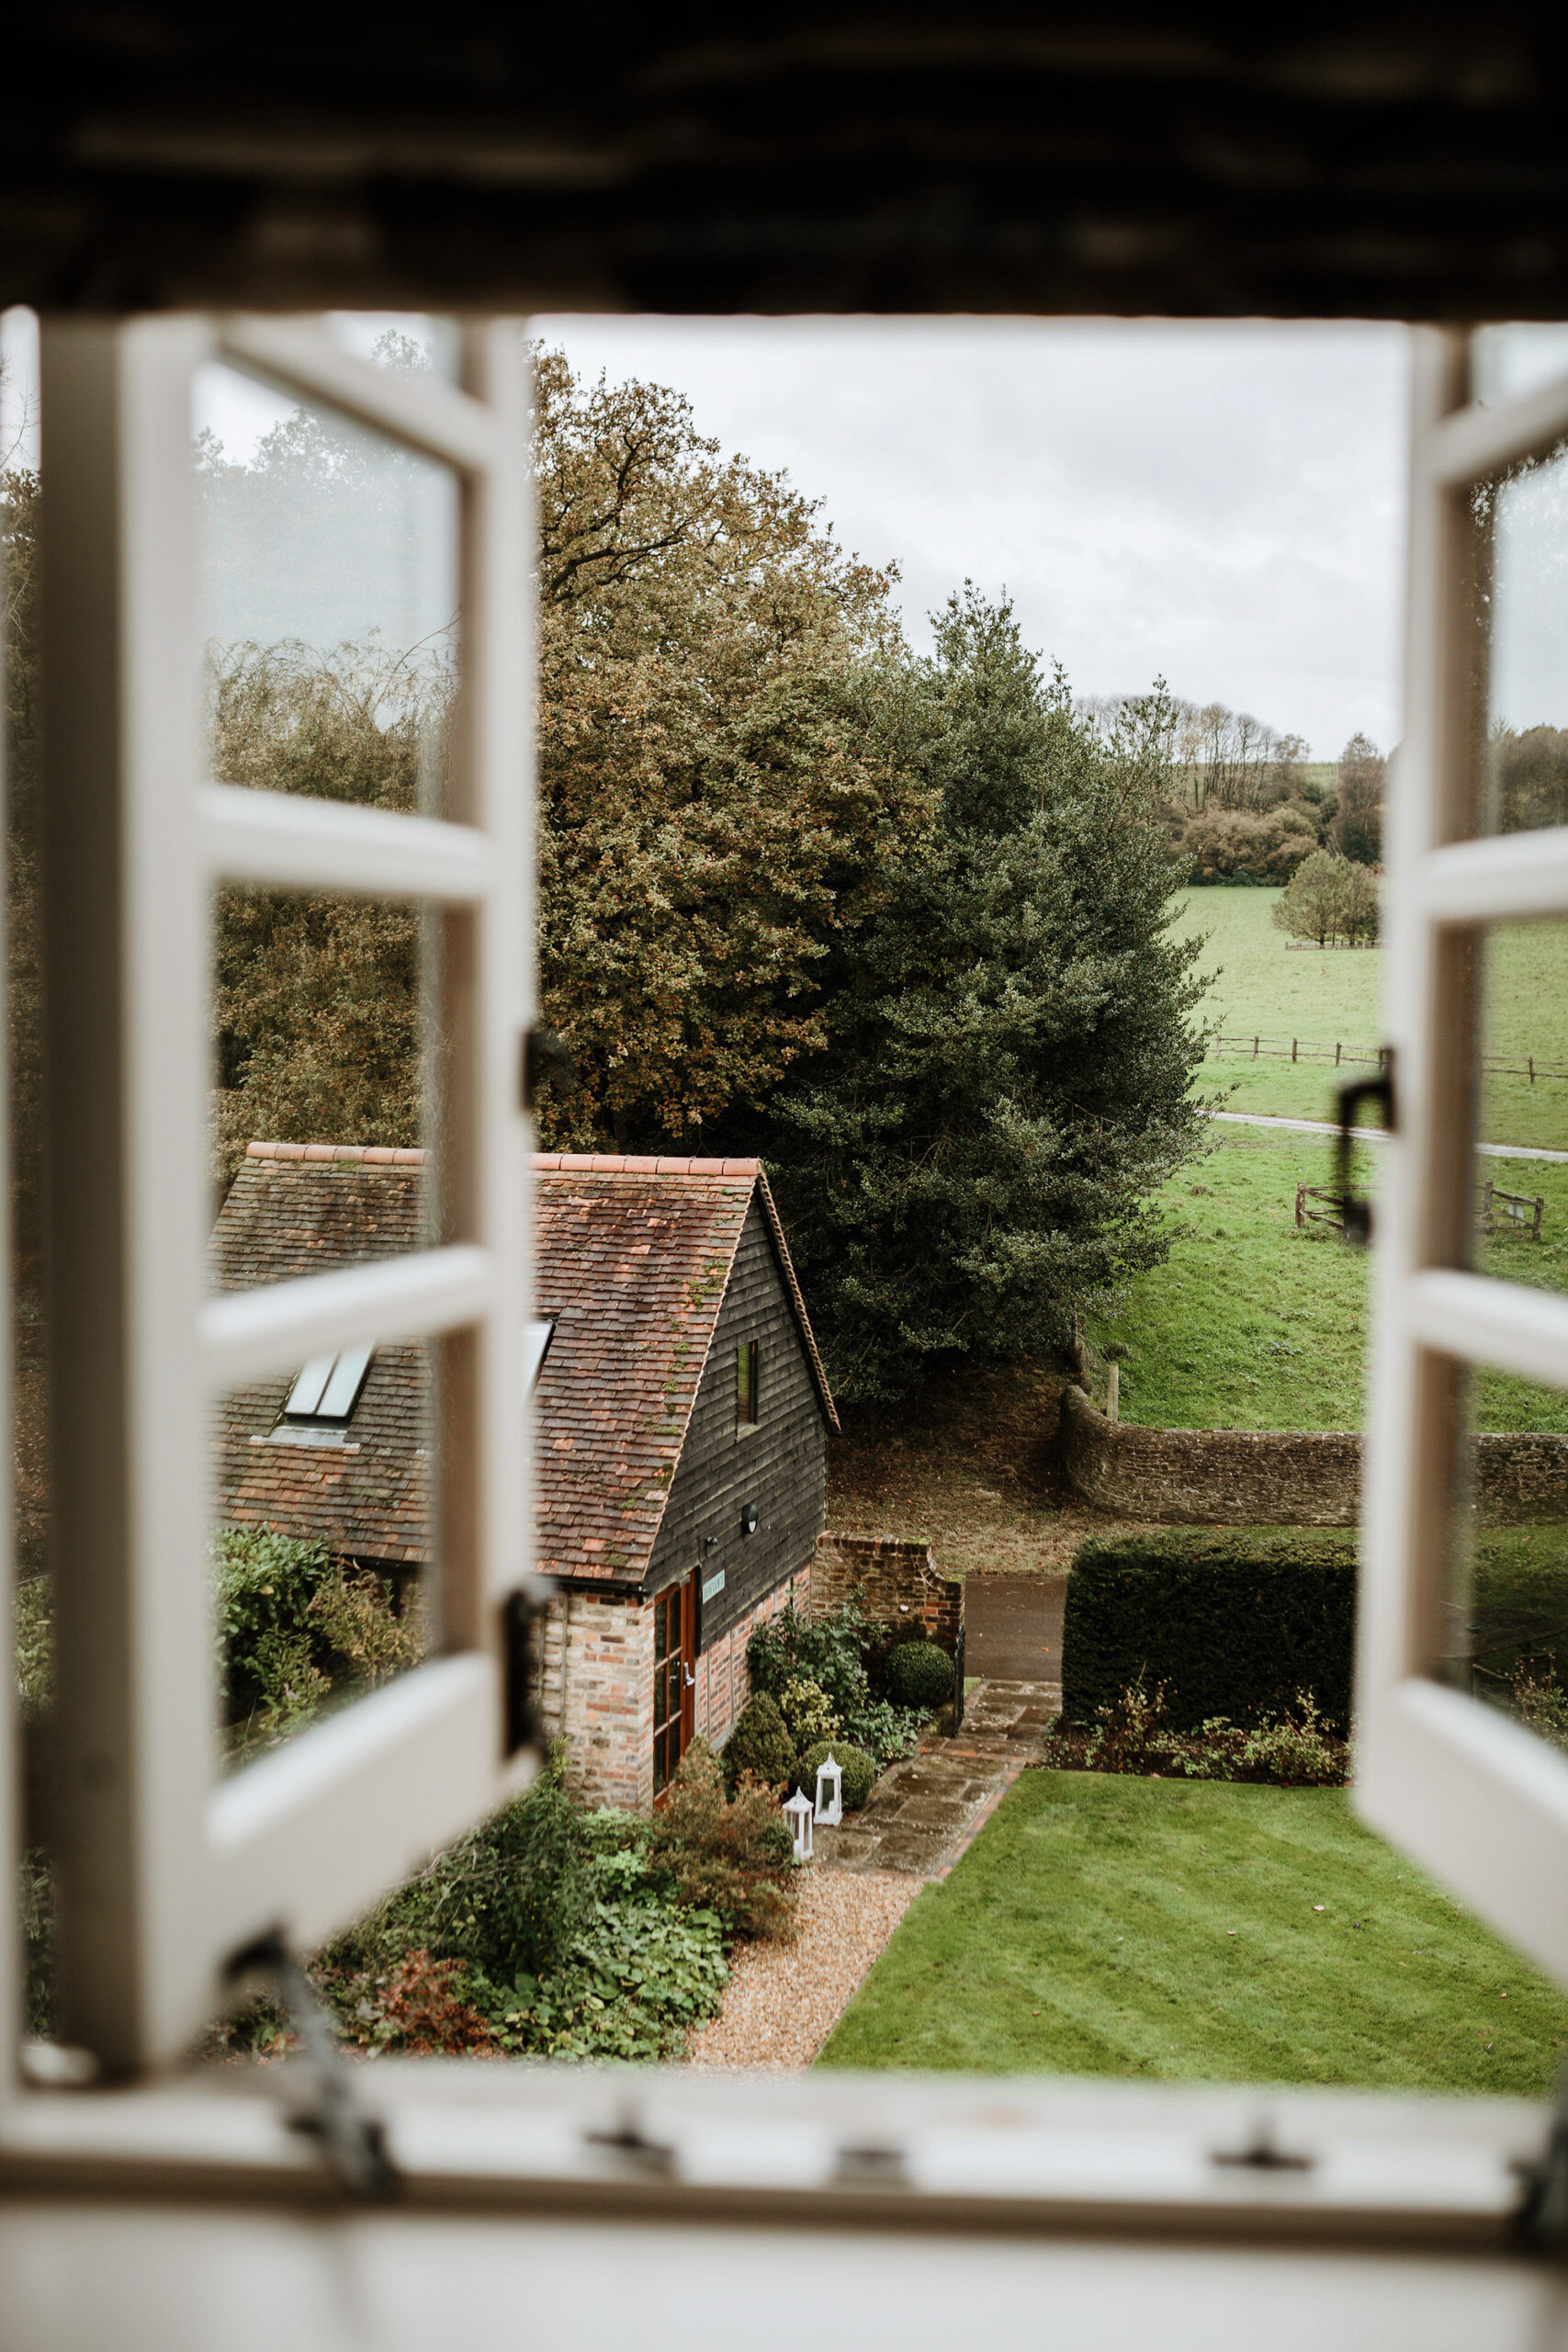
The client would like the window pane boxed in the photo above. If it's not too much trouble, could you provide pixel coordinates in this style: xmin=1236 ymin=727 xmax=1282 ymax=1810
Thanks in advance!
xmin=1463 ymin=919 xmax=1568 ymax=1280
xmin=193 ymin=359 xmax=459 ymax=820
xmin=208 ymin=887 xmax=445 ymax=1287
xmin=1472 ymin=323 xmax=1568 ymax=407
xmin=213 ymin=1330 xmax=435 ymax=1773
xmin=1474 ymin=443 xmax=1568 ymax=837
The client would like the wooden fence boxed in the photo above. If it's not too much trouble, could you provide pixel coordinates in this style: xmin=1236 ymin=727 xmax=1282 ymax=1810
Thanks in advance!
xmin=1215 ymin=1034 xmax=1568 ymax=1085
xmin=1295 ymin=1180 xmax=1545 ymax=1238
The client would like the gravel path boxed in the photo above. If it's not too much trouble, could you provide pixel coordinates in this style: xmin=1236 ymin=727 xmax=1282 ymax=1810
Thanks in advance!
xmin=686 ymin=1867 xmax=921 ymax=2071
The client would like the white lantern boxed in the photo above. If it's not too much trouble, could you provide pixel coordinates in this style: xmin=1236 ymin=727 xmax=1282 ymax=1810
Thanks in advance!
xmin=814 ymin=1749 xmax=843 ymax=1827
xmin=783 ymin=1788 xmax=814 ymax=1861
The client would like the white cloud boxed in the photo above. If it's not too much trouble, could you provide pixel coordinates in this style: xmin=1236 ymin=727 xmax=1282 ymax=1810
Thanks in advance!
xmin=536 ymin=316 xmax=1409 ymax=760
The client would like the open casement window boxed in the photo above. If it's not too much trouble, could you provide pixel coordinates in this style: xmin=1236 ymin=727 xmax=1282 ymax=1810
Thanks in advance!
xmin=1357 ymin=327 xmax=1568 ymax=1988
xmin=32 ymin=318 xmax=536 ymax=2073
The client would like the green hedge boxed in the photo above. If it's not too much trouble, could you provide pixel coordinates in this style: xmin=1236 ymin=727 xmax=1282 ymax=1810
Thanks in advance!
xmin=1060 ymin=1534 xmax=1356 ymax=1732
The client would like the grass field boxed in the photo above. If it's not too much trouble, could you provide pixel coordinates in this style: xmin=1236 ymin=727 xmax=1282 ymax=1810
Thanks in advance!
xmin=818 ymin=1772 xmax=1568 ymax=2092
xmin=1089 ymin=1125 xmax=1568 ymax=1430
xmin=1182 ymin=888 xmax=1568 ymax=1154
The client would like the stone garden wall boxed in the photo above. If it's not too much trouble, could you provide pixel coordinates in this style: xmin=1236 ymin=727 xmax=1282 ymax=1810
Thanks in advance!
xmin=1060 ymin=1384 xmax=1568 ymax=1529
xmin=811 ymin=1532 xmax=964 ymax=1649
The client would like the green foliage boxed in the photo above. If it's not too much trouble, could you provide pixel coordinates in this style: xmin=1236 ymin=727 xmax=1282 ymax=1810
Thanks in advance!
xmin=14 ymin=1575 xmax=50 ymax=1716
xmin=1061 ymin=1533 xmax=1356 ymax=1732
xmin=213 ymin=1525 xmax=418 ymax=1750
xmin=1271 ymin=849 xmax=1380 ymax=947
xmin=762 ymin=591 xmax=1210 ymax=1401
xmin=328 ymin=1756 xmax=591 ymax=1991
xmin=491 ymin=1893 xmax=728 ymax=2062
xmin=746 ymin=1598 xmax=873 ymax=1724
xmin=1183 ymin=802 xmax=1318 ymax=885
xmin=792 ymin=1739 xmax=876 ymax=1811
xmin=647 ymin=1739 xmax=798 ymax=1939
xmin=777 ymin=1674 xmax=839 ymax=1752
xmin=1043 ymin=1675 xmax=1348 ymax=1785
xmin=723 ymin=1691 xmax=797 ymax=1791
xmin=837 ymin=1696 xmax=929 ymax=1770
xmin=885 ymin=1639 xmax=954 ymax=1709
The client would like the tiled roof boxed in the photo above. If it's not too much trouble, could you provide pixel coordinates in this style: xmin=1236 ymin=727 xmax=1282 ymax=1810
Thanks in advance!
xmin=209 ymin=1146 xmax=837 ymax=1588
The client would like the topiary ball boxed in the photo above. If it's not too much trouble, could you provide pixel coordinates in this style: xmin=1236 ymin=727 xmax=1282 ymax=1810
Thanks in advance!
xmin=793 ymin=1740 xmax=875 ymax=1812
xmin=886 ymin=1639 xmax=954 ymax=1710
xmin=723 ymin=1690 xmax=796 ymax=1792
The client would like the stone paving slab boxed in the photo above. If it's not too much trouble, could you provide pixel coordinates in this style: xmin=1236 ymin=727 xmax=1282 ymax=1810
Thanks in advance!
xmin=816 ymin=1676 xmax=1056 ymax=1878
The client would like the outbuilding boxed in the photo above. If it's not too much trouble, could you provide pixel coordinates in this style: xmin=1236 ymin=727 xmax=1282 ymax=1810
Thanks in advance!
xmin=211 ymin=1143 xmax=839 ymax=1808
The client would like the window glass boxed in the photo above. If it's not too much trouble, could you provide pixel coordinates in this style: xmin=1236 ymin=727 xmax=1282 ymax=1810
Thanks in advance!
xmin=737 ymin=1337 xmax=760 ymax=1429
xmin=1464 ymin=918 xmax=1568 ymax=1284
xmin=213 ymin=1330 xmax=434 ymax=1772
xmin=1472 ymin=323 xmax=1568 ymax=407
xmin=193 ymin=360 xmax=458 ymax=820
xmin=1473 ymin=445 xmax=1568 ymax=836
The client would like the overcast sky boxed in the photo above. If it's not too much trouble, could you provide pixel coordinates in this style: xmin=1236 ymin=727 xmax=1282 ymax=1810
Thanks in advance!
xmin=2 ymin=308 xmax=1413 ymax=760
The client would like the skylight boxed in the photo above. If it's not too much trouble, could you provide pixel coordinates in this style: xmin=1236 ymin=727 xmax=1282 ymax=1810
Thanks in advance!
xmin=282 ymin=1342 xmax=374 ymax=1424
xmin=523 ymin=1317 xmax=555 ymax=1395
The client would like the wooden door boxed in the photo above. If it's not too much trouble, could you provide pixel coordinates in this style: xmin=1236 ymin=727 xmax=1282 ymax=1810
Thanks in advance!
xmin=653 ymin=1575 xmax=696 ymax=1796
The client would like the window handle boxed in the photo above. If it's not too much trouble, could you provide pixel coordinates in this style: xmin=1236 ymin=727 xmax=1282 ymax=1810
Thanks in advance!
xmin=1335 ymin=1050 xmax=1396 ymax=1247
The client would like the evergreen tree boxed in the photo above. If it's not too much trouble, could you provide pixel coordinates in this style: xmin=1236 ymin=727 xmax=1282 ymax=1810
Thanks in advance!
xmin=761 ymin=589 xmax=1210 ymax=1403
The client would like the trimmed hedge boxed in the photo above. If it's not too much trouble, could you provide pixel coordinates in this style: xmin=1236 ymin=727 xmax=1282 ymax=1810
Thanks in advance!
xmin=723 ymin=1691 xmax=795 ymax=1791
xmin=1060 ymin=1534 xmax=1356 ymax=1733
xmin=886 ymin=1639 xmax=954 ymax=1709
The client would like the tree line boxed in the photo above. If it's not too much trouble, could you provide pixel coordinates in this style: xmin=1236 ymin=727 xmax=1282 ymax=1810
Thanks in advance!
xmin=2 ymin=347 xmax=1210 ymax=1404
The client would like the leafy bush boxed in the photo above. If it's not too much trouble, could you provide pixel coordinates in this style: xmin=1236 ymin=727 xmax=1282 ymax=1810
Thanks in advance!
xmin=326 ymin=1950 xmax=499 ymax=2056
xmin=647 ymin=1740 xmax=798 ymax=1939
xmin=839 ymin=1696 xmax=929 ymax=1769
xmin=1183 ymin=803 xmax=1318 ymax=885
xmin=491 ymin=1893 xmax=728 ymax=2062
xmin=747 ymin=1600 xmax=872 ymax=1724
xmin=792 ymin=1739 xmax=876 ymax=1811
xmin=214 ymin=1525 xmax=419 ymax=1752
xmin=1062 ymin=1533 xmax=1355 ymax=1732
xmin=886 ymin=1640 xmax=954 ymax=1709
xmin=1041 ymin=1677 xmax=1348 ymax=1786
xmin=723 ymin=1690 xmax=796 ymax=1790
xmin=323 ymin=1747 xmax=590 ymax=1988
xmin=778 ymin=1674 xmax=839 ymax=1752
xmin=1271 ymin=849 xmax=1380 ymax=946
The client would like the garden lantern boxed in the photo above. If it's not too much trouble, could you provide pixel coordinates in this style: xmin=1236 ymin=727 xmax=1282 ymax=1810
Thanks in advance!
xmin=814 ymin=1750 xmax=843 ymax=1826
xmin=783 ymin=1788 xmax=814 ymax=1860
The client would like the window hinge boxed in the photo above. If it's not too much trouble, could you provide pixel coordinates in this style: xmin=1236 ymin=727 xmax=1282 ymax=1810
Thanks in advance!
xmin=225 ymin=1931 xmax=397 ymax=2201
xmin=1516 ymin=2062 xmax=1568 ymax=2254
xmin=1335 ymin=1049 xmax=1396 ymax=1246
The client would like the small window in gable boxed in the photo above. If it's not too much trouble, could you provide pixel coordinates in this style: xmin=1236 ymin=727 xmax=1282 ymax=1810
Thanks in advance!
xmin=737 ymin=1338 xmax=760 ymax=1431
xmin=281 ymin=1342 xmax=374 ymax=1426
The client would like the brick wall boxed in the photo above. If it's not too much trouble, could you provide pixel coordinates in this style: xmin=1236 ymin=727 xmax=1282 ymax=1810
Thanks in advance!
xmin=536 ymin=1589 xmax=656 ymax=1812
xmin=694 ymin=1569 xmax=810 ymax=1751
xmin=1061 ymin=1385 xmax=1568 ymax=1529
xmin=811 ymin=1532 xmax=964 ymax=1650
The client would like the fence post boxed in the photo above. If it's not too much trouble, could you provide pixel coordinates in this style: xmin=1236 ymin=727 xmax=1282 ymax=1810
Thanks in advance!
xmin=1106 ymin=1362 xmax=1120 ymax=1422
xmin=1292 ymin=1037 xmax=1298 ymax=1063
xmin=1336 ymin=1041 xmax=1342 ymax=1066
xmin=1253 ymin=1035 xmax=1258 ymax=1058
xmin=1296 ymin=1183 xmax=1306 ymax=1228
xmin=1530 ymin=1057 xmax=1536 ymax=1085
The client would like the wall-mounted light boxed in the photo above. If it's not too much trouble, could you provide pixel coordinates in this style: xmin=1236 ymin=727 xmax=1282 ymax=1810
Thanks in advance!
xmin=740 ymin=1504 xmax=759 ymax=1538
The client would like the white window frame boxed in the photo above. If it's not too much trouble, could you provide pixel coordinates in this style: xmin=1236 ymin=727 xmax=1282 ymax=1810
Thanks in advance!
xmin=28 ymin=316 xmax=535 ymax=2072
xmin=1358 ymin=326 xmax=1568 ymax=1987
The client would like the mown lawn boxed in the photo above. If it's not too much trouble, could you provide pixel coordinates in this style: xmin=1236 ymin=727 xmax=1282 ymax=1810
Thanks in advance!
xmin=1183 ymin=887 xmax=1568 ymax=1155
xmin=818 ymin=1771 xmax=1568 ymax=2092
xmin=1089 ymin=1125 xmax=1568 ymax=1431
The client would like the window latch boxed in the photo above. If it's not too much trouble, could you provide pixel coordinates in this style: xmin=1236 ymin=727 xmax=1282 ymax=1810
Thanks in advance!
xmin=225 ymin=1931 xmax=397 ymax=2201
xmin=1335 ymin=1050 xmax=1396 ymax=1246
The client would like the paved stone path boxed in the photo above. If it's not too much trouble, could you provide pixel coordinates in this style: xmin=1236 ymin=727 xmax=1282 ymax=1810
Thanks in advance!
xmin=815 ymin=1676 xmax=1058 ymax=1879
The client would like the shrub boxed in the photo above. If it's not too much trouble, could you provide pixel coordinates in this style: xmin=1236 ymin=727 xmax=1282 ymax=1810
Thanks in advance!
xmin=214 ymin=1524 xmax=418 ymax=1752
xmin=792 ymin=1739 xmax=876 ymax=1811
xmin=886 ymin=1640 xmax=954 ymax=1709
xmin=840 ymin=1696 xmax=928 ymax=1769
xmin=1043 ymin=1677 xmax=1348 ymax=1786
xmin=747 ymin=1599 xmax=872 ymax=1724
xmin=324 ymin=1746 xmax=590 ymax=1986
xmin=723 ymin=1690 xmax=795 ymax=1791
xmin=778 ymin=1674 xmax=839 ymax=1752
xmin=1183 ymin=804 xmax=1318 ymax=886
xmin=326 ymin=1950 xmax=498 ymax=2056
xmin=1061 ymin=1533 xmax=1355 ymax=1732
xmin=647 ymin=1740 xmax=797 ymax=1939
xmin=1271 ymin=849 xmax=1380 ymax=946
